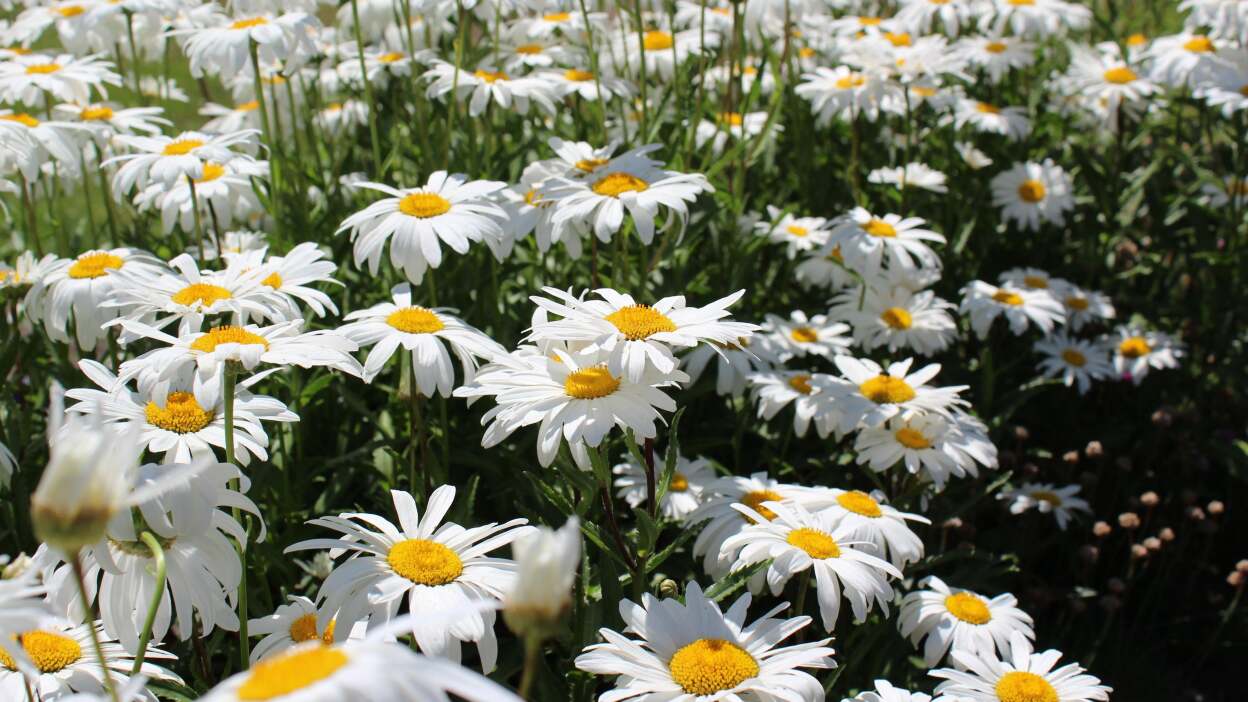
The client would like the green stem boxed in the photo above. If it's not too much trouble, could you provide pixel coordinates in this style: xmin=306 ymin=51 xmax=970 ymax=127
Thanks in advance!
xmin=223 ymin=368 xmax=251 ymax=667
xmin=349 ymin=0 xmax=384 ymax=176
xmin=248 ymin=39 xmax=281 ymax=233
xmin=517 ymin=634 xmax=543 ymax=700
xmin=130 ymin=531 xmax=167 ymax=676
xmin=72 ymin=552 xmax=121 ymax=702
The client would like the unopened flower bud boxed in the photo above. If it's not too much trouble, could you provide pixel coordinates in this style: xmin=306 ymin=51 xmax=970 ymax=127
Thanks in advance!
xmin=1143 ymin=537 xmax=1162 ymax=552
xmin=1092 ymin=521 xmax=1112 ymax=538
xmin=658 ymin=579 xmax=680 ymax=599
xmin=1130 ymin=544 xmax=1149 ymax=559
xmin=1140 ymin=491 xmax=1159 ymax=507
xmin=1207 ymin=500 xmax=1224 ymax=516
xmin=1062 ymin=451 xmax=1079 ymax=465
xmin=1158 ymin=527 xmax=1175 ymax=542
xmin=1118 ymin=512 xmax=1140 ymax=530
xmin=503 ymin=517 xmax=581 ymax=641
xmin=1084 ymin=441 xmax=1103 ymax=458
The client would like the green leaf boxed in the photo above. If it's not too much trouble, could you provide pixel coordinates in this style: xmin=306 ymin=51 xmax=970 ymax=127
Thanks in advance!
xmin=703 ymin=560 xmax=770 ymax=602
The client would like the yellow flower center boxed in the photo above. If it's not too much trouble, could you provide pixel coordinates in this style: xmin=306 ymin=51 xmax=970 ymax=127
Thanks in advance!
xmin=592 ymin=172 xmax=649 ymax=197
xmin=575 ymin=157 xmax=609 ymax=172
xmin=859 ymin=16 xmax=882 ymax=26
xmin=386 ymin=307 xmax=444 ymax=334
xmin=786 ymin=224 xmax=809 ymax=237
xmin=1 ymin=113 xmax=40 ymax=127
xmin=398 ymin=192 xmax=451 ymax=218
xmin=378 ymin=52 xmax=405 ymax=63
xmin=864 ymin=218 xmax=896 ymax=237
xmin=543 ymin=11 xmax=571 ymax=22
xmin=789 ymin=326 xmax=818 ymax=344
xmin=880 ymin=307 xmax=913 ymax=330
xmin=976 ymin=102 xmax=1001 ymax=114
xmin=1064 ymin=295 xmax=1089 ymax=311
xmin=195 ymin=162 xmax=226 ymax=183
xmin=162 ymin=138 xmax=204 ymax=156
xmin=1126 ymin=33 xmax=1147 ymax=46
xmin=262 ymin=272 xmax=282 ymax=288
xmin=230 ymin=17 xmax=269 ymax=30
xmin=564 ymin=366 xmax=621 ymax=399
xmin=171 ymin=282 xmax=233 ymax=307
xmin=80 ymin=105 xmax=114 ymax=120
xmin=0 ymin=631 xmax=82 ymax=673
xmin=643 ymin=30 xmax=674 ymax=51
xmin=786 ymin=527 xmax=841 ymax=559
xmin=26 ymin=62 xmax=62 ymax=74
xmin=288 ymin=614 xmax=336 ymax=645
xmin=57 ymin=5 xmax=85 ymax=16
xmin=996 ymin=671 xmax=1058 ymax=702
xmin=740 ymin=490 xmax=781 ymax=522
xmin=669 ymin=472 xmax=689 ymax=492
xmin=1239 ymin=84 xmax=1248 ymax=97
xmin=1007 ymin=0 xmax=1035 ymax=5
xmin=144 ymin=391 xmax=214 ymax=434
xmin=985 ymin=41 xmax=1008 ymax=53
xmin=944 ymin=592 xmax=992 ymax=624
xmin=835 ymin=74 xmax=866 ymax=90
xmin=826 ymin=245 xmax=843 ymax=262
xmin=190 ymin=326 xmax=270 ymax=353
xmin=1032 ymin=490 xmax=1062 ymax=506
xmin=836 ymin=490 xmax=882 ymax=517
xmin=1118 ymin=336 xmax=1150 ymax=358
xmin=719 ymin=111 xmax=744 ymax=126
xmin=236 ymin=646 xmax=349 ymax=700
xmin=895 ymin=426 xmax=931 ymax=449
xmin=859 ymin=375 xmax=916 ymax=404
xmin=515 ymin=44 xmax=543 ymax=55
xmin=799 ymin=47 xmax=816 ymax=58
xmin=1061 ymin=349 xmax=1086 ymax=367
xmin=1022 ymin=275 xmax=1048 ymax=289
xmin=992 ymin=290 xmax=1024 ymax=306
xmin=564 ymin=68 xmax=594 ymax=81
xmin=668 ymin=639 xmax=758 ymax=696
xmin=1103 ymin=66 xmax=1137 ymax=84
xmin=788 ymin=374 xmax=813 ymax=395
xmin=605 ymin=304 xmax=677 ymax=340
xmin=912 ymin=86 xmax=937 ymax=97
xmin=884 ymin=32 xmax=912 ymax=47
xmin=67 ymin=251 xmax=124 ymax=279
xmin=387 ymin=539 xmax=463 ymax=585
xmin=474 ymin=69 xmax=509 ymax=83
xmin=1183 ymin=36 xmax=1213 ymax=53
xmin=235 ymin=100 xmax=259 ymax=112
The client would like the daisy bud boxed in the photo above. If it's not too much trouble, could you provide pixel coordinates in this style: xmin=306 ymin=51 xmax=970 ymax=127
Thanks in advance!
xmin=1186 ymin=506 xmax=1206 ymax=521
xmin=658 ymin=579 xmax=679 ymax=599
xmin=1118 ymin=512 xmax=1140 ymax=530
xmin=1143 ymin=537 xmax=1162 ymax=552
xmin=1159 ymin=527 xmax=1176 ymax=542
xmin=1207 ymin=500 xmax=1225 ymax=515
xmin=1062 ymin=450 xmax=1079 ymax=465
xmin=1229 ymin=571 xmax=1245 ymax=589
xmin=0 ymin=553 xmax=31 ymax=580
xmin=1236 ymin=559 xmax=1248 ymax=574
xmin=1092 ymin=521 xmax=1112 ymax=538
xmin=1130 ymin=544 xmax=1149 ymax=560
xmin=1085 ymin=441 xmax=1103 ymax=458
xmin=1151 ymin=408 xmax=1172 ymax=427
xmin=942 ymin=517 xmax=963 ymax=529
xmin=1140 ymin=491 xmax=1159 ymax=507
xmin=1012 ymin=425 xmax=1030 ymax=442
xmin=503 ymin=518 xmax=581 ymax=641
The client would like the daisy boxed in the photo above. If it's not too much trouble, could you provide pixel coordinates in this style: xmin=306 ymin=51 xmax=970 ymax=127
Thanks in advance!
xmin=33 ymin=248 xmax=166 ymax=350
xmin=541 ymin=67 xmax=634 ymax=103
xmin=249 ymin=595 xmax=366 ymax=663
xmin=0 ymin=110 xmax=88 ymax=178
xmin=695 ymin=110 xmax=772 ymax=155
xmin=574 ymin=581 xmax=835 ymax=700
xmin=1147 ymin=32 xmax=1227 ymax=87
xmin=454 ymin=347 xmax=686 ymax=468
xmin=286 ymin=486 xmax=533 ymax=672
xmin=107 ymin=129 xmax=259 ymax=192
xmin=898 ymin=576 xmax=1035 ymax=666
xmin=613 ymin=453 xmax=716 ymax=521
xmin=617 ymin=26 xmax=719 ymax=81
xmin=753 ymin=205 xmax=834 ymax=258
xmin=991 ymin=160 xmax=1075 ymax=231
xmin=0 ymin=572 xmax=49 ymax=672
xmin=953 ymin=99 xmax=1032 ymax=141
xmin=339 ymin=282 xmax=504 ymax=390
xmin=54 ymin=102 xmax=169 ymax=140
xmin=528 ymin=287 xmax=757 ymax=383
xmin=762 ymin=310 xmax=851 ymax=361
xmin=931 ymin=631 xmax=1110 ymax=702
xmin=1058 ymin=285 xmax=1115 ymax=331
xmin=868 ymin=163 xmax=949 ymax=194
xmin=493 ymin=29 xmax=571 ymax=72
xmin=314 ymin=99 xmax=370 ymax=135
xmin=230 ymin=241 xmax=342 ymax=319
xmin=960 ymin=281 xmax=1065 ymax=338
xmin=1000 ymin=483 xmax=1091 ymax=530
xmin=828 ymin=357 xmax=968 ymax=431
xmin=336 ymin=171 xmax=509 ymax=285
xmin=174 ymin=11 xmax=320 ymax=78
xmin=894 ymin=0 xmax=975 ymax=35
xmin=136 ymin=157 xmax=267 ymax=234
xmin=1066 ymin=46 xmax=1159 ymax=113
xmin=748 ymin=369 xmax=845 ymax=439
xmin=200 ymin=640 xmax=522 ymax=702
xmin=1201 ymin=174 xmax=1248 ymax=208
xmin=0 ymin=53 xmax=121 ymax=105
xmin=958 ymin=141 xmax=994 ymax=169
xmin=832 ymin=286 xmax=957 ymax=356
xmin=423 ymin=61 xmax=559 ymax=116
xmin=1195 ymin=49 xmax=1248 ymax=117
xmin=957 ymin=36 xmax=1037 ymax=84
xmin=796 ymin=66 xmax=898 ymax=124
xmin=724 ymin=501 xmax=902 ymax=630
xmin=819 ymin=489 xmax=929 ymax=569
xmin=681 ymin=333 xmax=779 ymax=397
xmin=855 ymin=413 xmax=998 ymax=490
xmin=0 ymin=618 xmax=178 ymax=700
xmin=1105 ymin=326 xmax=1183 ymax=383
xmin=1034 ymin=334 xmax=1113 ymax=394
xmin=795 ymin=244 xmax=859 ymax=290
xmin=986 ymin=0 xmax=1091 ymax=38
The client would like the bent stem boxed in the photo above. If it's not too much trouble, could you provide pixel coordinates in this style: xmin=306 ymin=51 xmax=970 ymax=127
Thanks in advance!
xmin=517 ymin=634 xmax=543 ymax=700
xmin=71 ymin=552 xmax=121 ymax=702
xmin=131 ymin=531 xmax=167 ymax=676
xmin=223 ymin=367 xmax=251 ymax=667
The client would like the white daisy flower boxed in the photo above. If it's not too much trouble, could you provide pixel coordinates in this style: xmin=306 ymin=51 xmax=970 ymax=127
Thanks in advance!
xmin=957 ymin=36 xmax=1037 ymax=83
xmin=754 ymin=205 xmax=834 ymax=259
xmin=135 ymin=157 xmax=267 ymax=234
xmin=613 ymin=453 xmax=716 ymax=521
xmin=931 ymin=631 xmax=1110 ymax=702
xmin=1000 ymin=483 xmax=1091 ymax=530
xmin=0 ymin=53 xmax=121 ymax=105
xmin=339 ymin=282 xmax=504 ymax=390
xmin=960 ymin=280 xmax=1065 ymax=338
xmin=748 ymin=369 xmax=846 ymax=440
xmin=682 ymin=333 xmax=779 ymax=398
xmin=33 ymin=248 xmax=166 ymax=350
xmin=957 ymin=141 xmax=994 ymax=169
xmin=796 ymin=66 xmax=899 ymax=124
xmin=795 ymin=244 xmax=860 ymax=290
xmin=200 ymin=100 xmax=263 ymax=133
xmin=249 ymin=595 xmax=367 ymax=663
xmin=855 ymin=413 xmax=998 ymax=490
xmin=1201 ymin=174 xmax=1248 ymax=208
xmin=314 ymin=99 xmax=370 ymax=136
xmin=819 ymin=489 xmax=929 ymax=569
xmin=828 ymin=357 xmax=969 ymax=431
xmin=762 ymin=310 xmax=851 ymax=361
xmin=0 ymin=109 xmax=90 ymax=179
xmin=724 ymin=501 xmax=902 ymax=631
xmin=953 ymin=99 xmax=1031 ymax=141
xmin=1147 ymin=32 xmax=1227 ymax=87
xmin=336 ymin=171 xmax=509 ymax=285
xmin=540 ymin=67 xmax=634 ymax=103
xmin=1105 ymin=326 xmax=1183 ymax=383
xmin=423 ymin=61 xmax=559 ymax=116
xmin=1034 ymin=334 xmax=1113 ymax=394
xmin=833 ymin=285 xmax=957 ymax=356
xmin=0 ymin=572 xmax=50 ymax=673
xmin=528 ymin=287 xmax=757 ymax=383
xmin=174 ymin=11 xmax=319 ymax=78
xmin=1195 ymin=49 xmax=1248 ymax=117
xmin=695 ymin=110 xmax=772 ymax=155
xmin=54 ymin=102 xmax=169 ymax=140
xmin=1058 ymin=284 xmax=1115 ymax=331
xmin=990 ymin=159 xmax=1075 ymax=231
xmin=286 ymin=486 xmax=533 ymax=673
xmin=574 ymin=581 xmax=835 ymax=700
xmin=107 ymin=129 xmax=259 ymax=192
xmin=894 ymin=0 xmax=975 ymax=35
xmin=615 ymin=26 xmax=720 ymax=81
xmin=1066 ymin=45 xmax=1159 ymax=113
xmin=986 ymin=0 xmax=1091 ymax=38
xmin=898 ymin=575 xmax=1035 ymax=666
xmin=868 ymin=163 xmax=949 ymax=193
xmin=225 ymin=241 xmax=342 ymax=320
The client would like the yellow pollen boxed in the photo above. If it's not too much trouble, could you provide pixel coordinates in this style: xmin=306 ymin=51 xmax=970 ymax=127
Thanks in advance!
xmin=992 ymin=290 xmax=1024 ymax=306
xmin=668 ymin=639 xmax=758 ymax=695
xmin=1183 ymin=36 xmax=1213 ymax=53
xmin=162 ymin=138 xmax=204 ymax=156
xmin=195 ymin=162 xmax=226 ymax=183
xmin=56 ymin=5 xmax=85 ymax=16
xmin=262 ymin=272 xmax=282 ymax=288
xmin=386 ymin=307 xmax=445 ymax=334
xmin=25 ymin=63 xmax=62 ymax=74
xmin=67 ymin=251 xmax=124 ymax=279
xmin=669 ymin=473 xmax=689 ymax=492
xmin=474 ymin=69 xmax=509 ymax=83
xmin=3 ymin=631 xmax=82 ymax=673
xmin=895 ymin=426 xmax=931 ymax=449
xmin=859 ymin=16 xmax=882 ymax=26
xmin=1022 ymin=275 xmax=1048 ymax=288
xmin=1118 ymin=336 xmax=1150 ymax=358
xmin=564 ymin=68 xmax=594 ymax=81
xmin=230 ymin=17 xmax=269 ymax=30
xmin=976 ymin=102 xmax=1001 ymax=114
xmin=1103 ymin=66 xmax=1137 ymax=84
xmin=859 ymin=375 xmax=917 ymax=404
xmin=564 ymin=366 xmax=621 ymax=399
xmin=171 ymin=282 xmax=233 ymax=307
xmin=1032 ymin=490 xmax=1062 ymax=507
xmin=864 ymin=218 xmax=896 ymax=237
xmin=515 ymin=44 xmax=543 ymax=55
xmin=912 ymin=86 xmax=937 ymax=97
xmin=605 ymin=304 xmax=677 ymax=340
xmin=0 ymin=113 xmax=40 ymax=127
xmin=575 ymin=157 xmax=609 ymax=172
xmin=996 ymin=671 xmax=1058 ymax=702
xmin=1061 ymin=349 xmax=1087 ymax=367
xmin=191 ymin=326 xmax=270 ymax=353
xmin=788 ymin=374 xmax=813 ymax=395
xmin=288 ymin=614 xmax=336 ymax=645
xmin=543 ymin=11 xmax=571 ymax=22
xmin=1064 ymin=295 xmax=1089 ymax=311
xmin=836 ymin=490 xmax=882 ymax=517
xmin=236 ymin=646 xmax=349 ymax=700
xmin=592 ymin=172 xmax=649 ymax=197
xmin=880 ymin=307 xmax=912 ymax=330
xmin=944 ymin=592 xmax=992 ymax=624
xmin=786 ymin=224 xmax=809 ymax=237
xmin=740 ymin=490 xmax=782 ymax=522
xmin=826 ymin=245 xmax=843 ymax=262
xmin=719 ymin=111 xmax=744 ymax=126
xmin=398 ymin=192 xmax=452 ymax=218
xmin=643 ymin=30 xmax=674 ymax=51
xmin=985 ymin=41 xmax=1008 ymax=54
xmin=387 ymin=539 xmax=463 ymax=585
xmin=835 ymin=74 xmax=866 ymax=89
xmin=712 ymin=7 xmax=731 ymax=15
xmin=1007 ymin=0 xmax=1035 ymax=5
xmin=80 ymin=105 xmax=114 ymax=120
xmin=144 ymin=392 xmax=214 ymax=433
xmin=264 ymin=75 xmax=287 ymax=85
xmin=884 ymin=32 xmax=912 ymax=47
xmin=1126 ymin=33 xmax=1147 ymax=46
xmin=236 ymin=100 xmax=260 ymax=111
xmin=1016 ymin=178 xmax=1047 ymax=202
xmin=789 ymin=326 xmax=818 ymax=343
xmin=378 ymin=52 xmax=405 ymax=63
xmin=786 ymin=527 xmax=841 ymax=559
